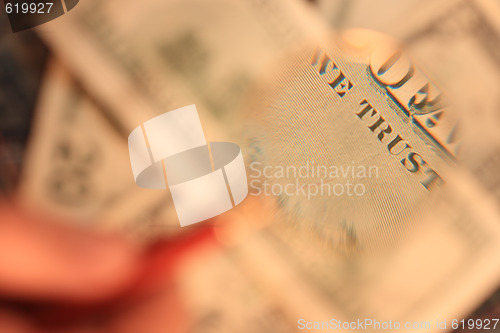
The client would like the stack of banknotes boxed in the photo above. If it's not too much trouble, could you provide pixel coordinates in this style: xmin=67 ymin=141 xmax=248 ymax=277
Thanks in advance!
xmin=2 ymin=0 xmax=499 ymax=331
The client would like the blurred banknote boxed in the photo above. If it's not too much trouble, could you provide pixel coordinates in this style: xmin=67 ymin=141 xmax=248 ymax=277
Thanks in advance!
xmin=396 ymin=0 xmax=500 ymax=204
xmin=17 ymin=60 xmax=181 ymax=237
xmin=35 ymin=0 xmax=331 ymax=137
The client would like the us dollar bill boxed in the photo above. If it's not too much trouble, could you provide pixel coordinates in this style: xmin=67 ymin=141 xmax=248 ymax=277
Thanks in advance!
xmin=17 ymin=59 xmax=131 ymax=220
xmin=17 ymin=60 xmax=181 ymax=238
xmin=391 ymin=0 xmax=500 ymax=323
xmin=396 ymin=0 xmax=500 ymax=204
xmin=35 ymin=0 xmax=331 ymax=139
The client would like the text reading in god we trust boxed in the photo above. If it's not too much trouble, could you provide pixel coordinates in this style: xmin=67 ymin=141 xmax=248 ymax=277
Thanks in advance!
xmin=310 ymin=47 xmax=455 ymax=191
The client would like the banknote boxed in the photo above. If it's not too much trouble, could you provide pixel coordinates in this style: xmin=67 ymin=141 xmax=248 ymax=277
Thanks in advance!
xmin=17 ymin=59 xmax=131 ymax=220
xmin=17 ymin=59 xmax=181 ymax=237
xmin=390 ymin=0 xmax=500 ymax=326
xmin=394 ymin=0 xmax=500 ymax=204
xmin=35 ymin=0 xmax=334 ymax=138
